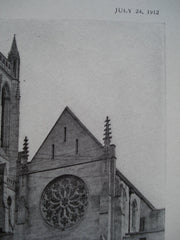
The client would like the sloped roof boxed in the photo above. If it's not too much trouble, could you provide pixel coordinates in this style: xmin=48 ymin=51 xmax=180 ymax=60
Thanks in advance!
xmin=116 ymin=168 xmax=155 ymax=210
xmin=31 ymin=106 xmax=103 ymax=161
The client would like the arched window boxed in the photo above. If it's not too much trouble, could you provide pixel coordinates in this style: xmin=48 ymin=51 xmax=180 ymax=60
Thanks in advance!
xmin=1 ymin=84 xmax=10 ymax=148
xmin=13 ymin=60 xmax=17 ymax=77
xmin=115 ymin=176 xmax=121 ymax=196
xmin=122 ymin=188 xmax=127 ymax=210
xmin=132 ymin=199 xmax=137 ymax=230
xmin=7 ymin=196 xmax=13 ymax=231
xmin=119 ymin=184 xmax=123 ymax=197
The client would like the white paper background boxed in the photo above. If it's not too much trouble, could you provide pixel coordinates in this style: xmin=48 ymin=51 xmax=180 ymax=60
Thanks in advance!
xmin=0 ymin=0 xmax=180 ymax=239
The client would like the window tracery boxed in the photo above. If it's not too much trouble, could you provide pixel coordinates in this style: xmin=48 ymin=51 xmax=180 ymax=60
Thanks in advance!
xmin=115 ymin=176 xmax=127 ymax=215
xmin=40 ymin=175 xmax=88 ymax=231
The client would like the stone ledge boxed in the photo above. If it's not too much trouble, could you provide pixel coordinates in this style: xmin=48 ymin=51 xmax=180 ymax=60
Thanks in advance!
xmin=125 ymin=228 xmax=165 ymax=236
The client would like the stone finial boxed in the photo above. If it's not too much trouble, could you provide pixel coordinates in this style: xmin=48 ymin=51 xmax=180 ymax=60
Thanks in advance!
xmin=103 ymin=116 xmax=112 ymax=146
xmin=23 ymin=136 xmax=29 ymax=159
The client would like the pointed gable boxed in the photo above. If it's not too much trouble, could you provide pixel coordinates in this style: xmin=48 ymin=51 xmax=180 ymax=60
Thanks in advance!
xmin=30 ymin=107 xmax=104 ymax=169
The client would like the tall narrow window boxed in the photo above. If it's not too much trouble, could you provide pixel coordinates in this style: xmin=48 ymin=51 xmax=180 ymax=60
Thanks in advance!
xmin=132 ymin=199 xmax=137 ymax=231
xmin=76 ymin=139 xmax=78 ymax=154
xmin=1 ymin=95 xmax=5 ymax=146
xmin=64 ymin=127 xmax=66 ymax=142
xmin=140 ymin=217 xmax=145 ymax=231
xmin=7 ymin=196 xmax=13 ymax=232
xmin=122 ymin=188 xmax=127 ymax=212
xmin=52 ymin=144 xmax=55 ymax=159
xmin=1 ymin=84 xmax=10 ymax=148
xmin=13 ymin=60 xmax=17 ymax=77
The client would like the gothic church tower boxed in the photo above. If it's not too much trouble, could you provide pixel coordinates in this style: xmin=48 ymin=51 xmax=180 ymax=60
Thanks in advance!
xmin=0 ymin=34 xmax=20 ymax=178
xmin=0 ymin=35 xmax=20 ymax=236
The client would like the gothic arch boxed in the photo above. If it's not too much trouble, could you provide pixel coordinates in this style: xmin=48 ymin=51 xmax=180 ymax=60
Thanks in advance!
xmin=114 ymin=197 xmax=123 ymax=240
xmin=119 ymin=184 xmax=123 ymax=197
xmin=115 ymin=175 xmax=121 ymax=197
xmin=122 ymin=187 xmax=127 ymax=211
xmin=122 ymin=188 xmax=127 ymax=201
xmin=1 ymin=83 xmax=10 ymax=148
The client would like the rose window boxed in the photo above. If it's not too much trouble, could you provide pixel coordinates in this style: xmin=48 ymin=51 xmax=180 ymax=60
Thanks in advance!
xmin=40 ymin=175 xmax=88 ymax=230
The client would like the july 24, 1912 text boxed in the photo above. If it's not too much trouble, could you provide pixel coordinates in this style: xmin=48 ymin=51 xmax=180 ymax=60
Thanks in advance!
xmin=115 ymin=8 xmax=159 ymax=15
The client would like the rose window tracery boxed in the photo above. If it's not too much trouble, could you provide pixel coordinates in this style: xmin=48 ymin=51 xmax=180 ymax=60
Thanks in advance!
xmin=40 ymin=175 xmax=88 ymax=230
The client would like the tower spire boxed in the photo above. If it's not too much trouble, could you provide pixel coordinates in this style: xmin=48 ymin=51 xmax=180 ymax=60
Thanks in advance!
xmin=9 ymin=34 xmax=19 ymax=56
xmin=103 ymin=116 xmax=112 ymax=147
xmin=8 ymin=34 xmax=20 ymax=79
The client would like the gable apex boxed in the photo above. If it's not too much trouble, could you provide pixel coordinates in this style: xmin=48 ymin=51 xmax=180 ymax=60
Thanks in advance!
xmin=64 ymin=106 xmax=103 ymax=147
xmin=31 ymin=106 xmax=103 ymax=162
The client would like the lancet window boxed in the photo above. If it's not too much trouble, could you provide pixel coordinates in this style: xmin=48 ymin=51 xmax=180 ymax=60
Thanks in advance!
xmin=1 ymin=84 xmax=10 ymax=148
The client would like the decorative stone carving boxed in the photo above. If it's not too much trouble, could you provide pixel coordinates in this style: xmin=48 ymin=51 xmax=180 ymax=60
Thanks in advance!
xmin=40 ymin=175 xmax=88 ymax=231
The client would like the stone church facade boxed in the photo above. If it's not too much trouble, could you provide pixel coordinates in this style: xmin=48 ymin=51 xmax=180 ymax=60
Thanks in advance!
xmin=0 ymin=37 xmax=165 ymax=240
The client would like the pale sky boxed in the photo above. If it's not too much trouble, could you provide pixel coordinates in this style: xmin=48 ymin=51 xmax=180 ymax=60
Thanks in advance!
xmin=0 ymin=19 xmax=165 ymax=208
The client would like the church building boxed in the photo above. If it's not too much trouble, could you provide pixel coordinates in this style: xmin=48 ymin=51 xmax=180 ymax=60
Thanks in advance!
xmin=0 ymin=37 xmax=165 ymax=240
